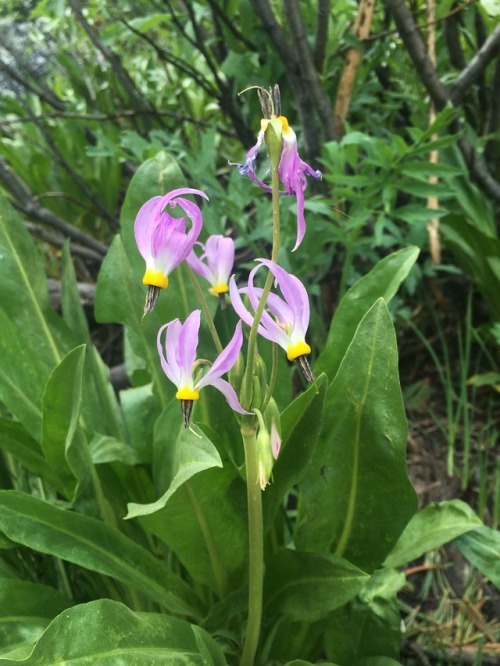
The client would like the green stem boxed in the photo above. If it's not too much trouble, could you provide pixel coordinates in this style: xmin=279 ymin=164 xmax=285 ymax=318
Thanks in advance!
xmin=241 ymin=123 xmax=282 ymax=409
xmin=240 ymin=423 xmax=264 ymax=666
xmin=240 ymin=118 xmax=283 ymax=666
xmin=183 ymin=263 xmax=223 ymax=353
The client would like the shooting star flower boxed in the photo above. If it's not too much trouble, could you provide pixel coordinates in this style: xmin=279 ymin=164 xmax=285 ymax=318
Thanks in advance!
xmin=187 ymin=235 xmax=235 ymax=308
xmin=230 ymin=85 xmax=321 ymax=250
xmin=229 ymin=259 xmax=315 ymax=382
xmin=134 ymin=188 xmax=208 ymax=314
xmin=157 ymin=309 xmax=249 ymax=426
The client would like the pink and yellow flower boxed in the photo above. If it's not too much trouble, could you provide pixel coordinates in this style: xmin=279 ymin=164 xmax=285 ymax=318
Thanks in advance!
xmin=157 ymin=309 xmax=249 ymax=426
xmin=134 ymin=188 xmax=208 ymax=313
xmin=231 ymin=116 xmax=321 ymax=251
xmin=229 ymin=259 xmax=314 ymax=381
xmin=187 ymin=235 xmax=235 ymax=299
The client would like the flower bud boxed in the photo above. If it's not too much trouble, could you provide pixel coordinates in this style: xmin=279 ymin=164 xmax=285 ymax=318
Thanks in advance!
xmin=255 ymin=409 xmax=275 ymax=491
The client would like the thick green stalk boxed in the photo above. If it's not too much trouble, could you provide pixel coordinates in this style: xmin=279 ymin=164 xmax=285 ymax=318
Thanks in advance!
xmin=240 ymin=119 xmax=283 ymax=665
xmin=240 ymin=423 xmax=264 ymax=666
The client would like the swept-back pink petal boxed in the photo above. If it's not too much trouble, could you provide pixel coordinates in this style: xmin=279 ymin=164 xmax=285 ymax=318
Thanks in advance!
xmin=157 ymin=319 xmax=182 ymax=386
xmin=178 ymin=310 xmax=200 ymax=382
xmin=207 ymin=378 xmax=249 ymax=414
xmin=134 ymin=196 xmax=162 ymax=259
xmin=197 ymin=321 xmax=243 ymax=387
xmin=257 ymin=259 xmax=310 ymax=335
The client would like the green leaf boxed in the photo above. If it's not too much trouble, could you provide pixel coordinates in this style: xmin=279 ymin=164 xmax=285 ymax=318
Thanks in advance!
xmin=0 ymin=191 xmax=70 ymax=369
xmin=285 ymin=662 xmax=339 ymax=666
xmin=0 ymin=599 xmax=227 ymax=665
xmin=264 ymin=549 xmax=369 ymax=622
xmin=0 ymin=491 xmax=203 ymax=617
xmin=0 ymin=579 xmax=72 ymax=659
xmin=454 ymin=526 xmax=500 ymax=588
xmin=441 ymin=215 xmax=500 ymax=320
xmin=263 ymin=374 xmax=328 ymax=528
xmin=316 ymin=247 xmax=419 ymax=379
xmin=296 ymin=299 xmax=418 ymax=572
xmin=139 ymin=465 xmax=248 ymax=596
xmin=0 ymin=195 xmax=75 ymax=438
xmin=324 ymin=569 xmax=405 ymax=665
xmin=383 ymin=500 xmax=483 ymax=568
xmin=0 ymin=419 xmax=63 ymax=492
xmin=125 ymin=416 xmax=222 ymax=519
xmin=61 ymin=243 xmax=126 ymax=441
xmin=41 ymin=345 xmax=86 ymax=496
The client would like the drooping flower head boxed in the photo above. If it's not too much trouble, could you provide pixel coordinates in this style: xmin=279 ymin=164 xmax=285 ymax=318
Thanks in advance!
xmin=230 ymin=85 xmax=321 ymax=251
xmin=229 ymin=259 xmax=315 ymax=382
xmin=186 ymin=235 xmax=235 ymax=308
xmin=134 ymin=188 xmax=208 ymax=315
xmin=157 ymin=309 xmax=249 ymax=427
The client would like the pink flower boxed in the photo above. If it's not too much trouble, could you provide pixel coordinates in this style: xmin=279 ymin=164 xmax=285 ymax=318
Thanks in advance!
xmin=231 ymin=116 xmax=321 ymax=250
xmin=230 ymin=259 xmax=315 ymax=382
xmin=157 ymin=310 xmax=249 ymax=426
xmin=134 ymin=188 xmax=208 ymax=313
xmin=187 ymin=235 xmax=235 ymax=297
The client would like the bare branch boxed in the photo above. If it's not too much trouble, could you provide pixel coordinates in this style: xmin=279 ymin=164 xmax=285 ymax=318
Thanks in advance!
xmin=314 ymin=0 xmax=331 ymax=72
xmin=0 ymin=157 xmax=108 ymax=257
xmin=250 ymin=0 xmax=325 ymax=158
xmin=450 ymin=24 xmax=500 ymax=104
xmin=284 ymin=0 xmax=336 ymax=140
xmin=67 ymin=0 xmax=154 ymax=132
xmin=384 ymin=0 xmax=500 ymax=202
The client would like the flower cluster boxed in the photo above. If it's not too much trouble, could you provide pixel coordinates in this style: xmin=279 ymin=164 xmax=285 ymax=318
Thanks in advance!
xmin=133 ymin=85 xmax=318 ymax=487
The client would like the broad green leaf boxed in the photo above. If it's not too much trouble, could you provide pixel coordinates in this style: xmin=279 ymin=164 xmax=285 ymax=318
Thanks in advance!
xmin=0 ymin=491 xmax=203 ymax=617
xmin=61 ymin=243 xmax=126 ymax=441
xmin=0 ymin=191 xmax=70 ymax=369
xmin=455 ymin=526 xmax=500 ymax=588
xmin=264 ymin=549 xmax=369 ymax=622
xmin=126 ymin=415 xmax=222 ymax=519
xmin=0 ymin=309 xmax=48 ymax=439
xmin=263 ymin=374 xmax=328 ymax=528
xmin=0 ymin=599 xmax=226 ymax=665
xmin=0 ymin=419 xmax=63 ymax=492
xmin=0 ymin=579 xmax=72 ymax=658
xmin=324 ymin=569 xmax=405 ymax=665
xmin=316 ymin=247 xmax=419 ymax=379
xmin=285 ymin=662 xmax=339 ymax=666
xmin=296 ymin=299 xmax=417 ymax=572
xmin=140 ymin=466 xmax=248 ymax=596
xmin=384 ymin=500 xmax=483 ymax=568
xmin=0 ymin=196 xmax=75 ymax=438
xmin=41 ymin=345 xmax=86 ymax=496
xmin=89 ymin=433 xmax=140 ymax=466
xmin=120 ymin=383 xmax=161 ymax=463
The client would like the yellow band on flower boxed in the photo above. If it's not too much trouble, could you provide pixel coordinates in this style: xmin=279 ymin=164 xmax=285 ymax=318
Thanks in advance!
xmin=278 ymin=115 xmax=290 ymax=133
xmin=143 ymin=268 xmax=168 ymax=289
xmin=176 ymin=387 xmax=200 ymax=401
xmin=210 ymin=283 xmax=229 ymax=295
xmin=286 ymin=340 xmax=311 ymax=361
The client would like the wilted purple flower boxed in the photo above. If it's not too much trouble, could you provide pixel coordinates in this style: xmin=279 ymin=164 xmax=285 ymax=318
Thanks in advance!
xmin=231 ymin=115 xmax=321 ymax=251
xmin=157 ymin=309 xmax=249 ymax=426
xmin=186 ymin=235 xmax=235 ymax=307
xmin=229 ymin=259 xmax=315 ymax=382
xmin=134 ymin=188 xmax=208 ymax=314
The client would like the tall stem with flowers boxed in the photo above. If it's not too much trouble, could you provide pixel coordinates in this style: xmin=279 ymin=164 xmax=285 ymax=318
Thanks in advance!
xmin=133 ymin=85 xmax=321 ymax=665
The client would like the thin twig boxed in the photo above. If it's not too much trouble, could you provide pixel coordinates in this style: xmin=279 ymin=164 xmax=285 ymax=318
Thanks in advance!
xmin=384 ymin=0 xmax=500 ymax=202
xmin=0 ymin=157 xmax=108 ymax=256
xmin=450 ymin=24 xmax=500 ymax=104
